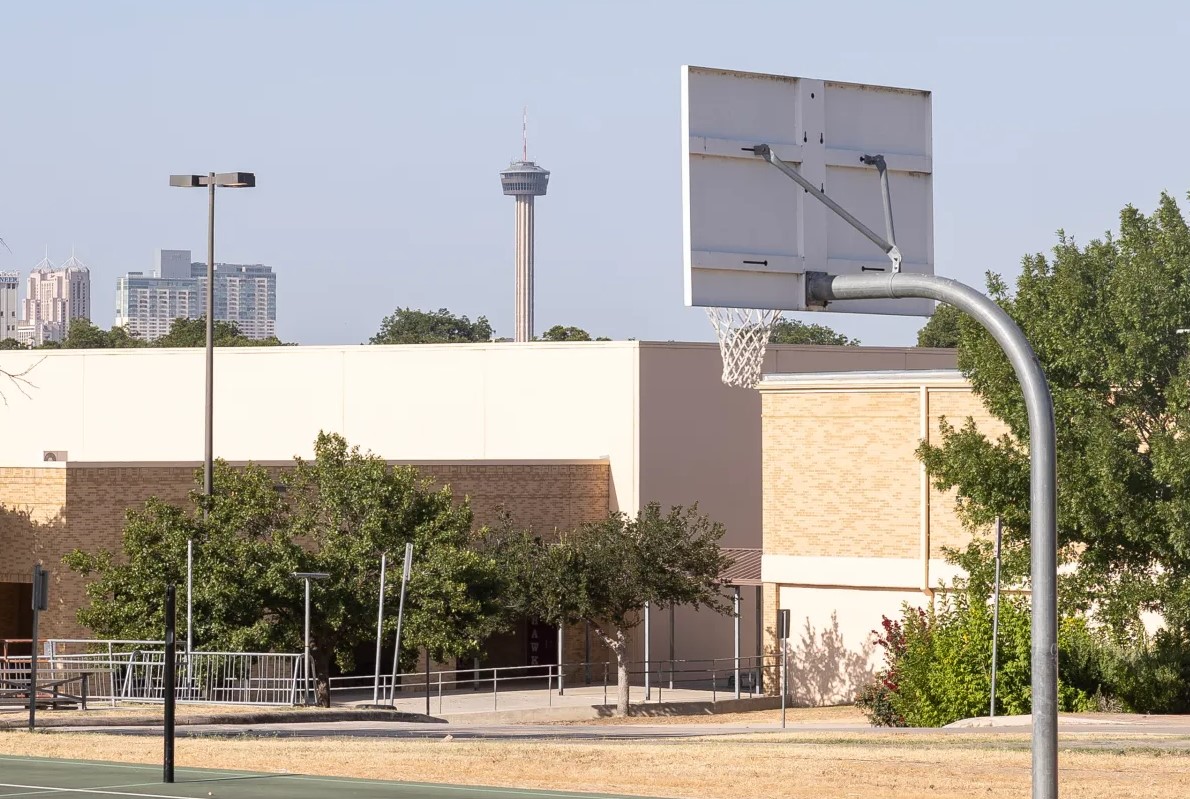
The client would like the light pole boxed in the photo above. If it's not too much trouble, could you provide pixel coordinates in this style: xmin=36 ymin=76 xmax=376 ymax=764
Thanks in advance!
xmin=293 ymin=572 xmax=330 ymax=705
xmin=168 ymin=171 xmax=256 ymax=659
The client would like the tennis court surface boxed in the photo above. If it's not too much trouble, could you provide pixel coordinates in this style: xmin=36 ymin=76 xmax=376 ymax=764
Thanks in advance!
xmin=0 ymin=755 xmax=654 ymax=799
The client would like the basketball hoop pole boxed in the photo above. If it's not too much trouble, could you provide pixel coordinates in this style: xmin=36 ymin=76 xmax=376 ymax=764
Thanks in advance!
xmin=808 ymin=270 xmax=1058 ymax=799
xmin=763 ymin=145 xmax=1057 ymax=798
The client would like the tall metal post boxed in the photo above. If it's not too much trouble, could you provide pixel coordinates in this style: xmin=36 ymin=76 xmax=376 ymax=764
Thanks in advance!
xmin=372 ymin=553 xmax=387 ymax=704
xmin=806 ymin=271 xmax=1057 ymax=799
xmin=185 ymin=540 xmax=193 ymax=659
xmin=388 ymin=543 xmax=413 ymax=704
xmin=204 ymin=172 xmax=215 ymax=513
xmin=557 ymin=624 xmax=564 ymax=696
xmin=302 ymin=577 xmax=312 ymax=705
xmin=669 ymin=605 xmax=676 ymax=690
xmin=643 ymin=602 xmax=651 ymax=700
xmin=28 ymin=564 xmax=43 ymax=733
xmin=163 ymin=585 xmax=176 ymax=784
xmin=733 ymin=587 xmax=741 ymax=699
xmin=991 ymin=516 xmax=1003 ymax=718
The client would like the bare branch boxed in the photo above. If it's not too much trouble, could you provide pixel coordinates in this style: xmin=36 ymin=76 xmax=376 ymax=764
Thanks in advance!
xmin=0 ymin=356 xmax=46 ymax=405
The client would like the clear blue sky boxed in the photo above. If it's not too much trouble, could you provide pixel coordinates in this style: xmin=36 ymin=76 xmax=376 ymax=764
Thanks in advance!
xmin=3 ymin=0 xmax=1189 ymax=346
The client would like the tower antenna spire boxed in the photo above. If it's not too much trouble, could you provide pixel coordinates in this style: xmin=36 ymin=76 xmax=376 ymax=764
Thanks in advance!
xmin=522 ymin=106 xmax=528 ymax=162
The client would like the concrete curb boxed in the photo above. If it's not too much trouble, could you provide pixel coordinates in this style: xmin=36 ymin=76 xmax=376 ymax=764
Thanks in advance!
xmin=0 ymin=708 xmax=443 ymax=730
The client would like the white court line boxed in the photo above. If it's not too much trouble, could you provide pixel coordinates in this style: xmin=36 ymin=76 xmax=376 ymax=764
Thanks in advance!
xmin=0 ymin=783 xmax=193 ymax=798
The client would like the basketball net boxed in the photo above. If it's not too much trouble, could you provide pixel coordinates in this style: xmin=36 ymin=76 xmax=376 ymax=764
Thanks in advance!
xmin=706 ymin=307 xmax=782 ymax=389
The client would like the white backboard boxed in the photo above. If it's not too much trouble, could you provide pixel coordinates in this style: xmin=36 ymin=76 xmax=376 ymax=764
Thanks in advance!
xmin=682 ymin=65 xmax=934 ymax=315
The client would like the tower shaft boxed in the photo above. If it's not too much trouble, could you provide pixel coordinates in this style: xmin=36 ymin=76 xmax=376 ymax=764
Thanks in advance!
xmin=514 ymin=195 xmax=535 ymax=342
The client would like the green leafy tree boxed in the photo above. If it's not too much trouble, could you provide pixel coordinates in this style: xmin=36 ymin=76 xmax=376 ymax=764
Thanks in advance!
xmin=540 ymin=325 xmax=592 ymax=342
xmin=154 ymin=317 xmax=284 ymax=347
xmin=918 ymin=192 xmax=1190 ymax=649
xmin=370 ymin=308 xmax=493 ymax=344
xmin=0 ymin=338 xmax=26 ymax=350
xmin=64 ymin=432 xmax=505 ymax=707
xmin=60 ymin=319 xmax=115 ymax=349
xmin=916 ymin=303 xmax=962 ymax=348
xmin=769 ymin=318 xmax=859 ymax=346
xmin=486 ymin=503 xmax=733 ymax=716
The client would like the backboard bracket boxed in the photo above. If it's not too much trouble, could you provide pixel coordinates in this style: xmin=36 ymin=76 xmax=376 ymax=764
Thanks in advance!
xmin=751 ymin=144 xmax=903 ymax=273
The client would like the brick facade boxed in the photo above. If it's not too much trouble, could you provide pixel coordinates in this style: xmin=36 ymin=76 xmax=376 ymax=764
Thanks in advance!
xmin=0 ymin=461 xmax=609 ymax=641
xmin=759 ymin=373 xmax=1007 ymax=703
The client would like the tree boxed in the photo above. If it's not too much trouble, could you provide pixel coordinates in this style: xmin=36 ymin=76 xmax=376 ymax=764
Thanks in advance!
xmin=0 ymin=338 xmax=25 ymax=350
xmin=918 ymin=192 xmax=1190 ymax=647
xmin=486 ymin=503 xmax=733 ymax=716
xmin=63 ymin=432 xmax=506 ymax=707
xmin=155 ymin=317 xmax=284 ymax=347
xmin=540 ymin=325 xmax=592 ymax=342
xmin=60 ymin=319 xmax=116 ymax=349
xmin=370 ymin=308 xmax=493 ymax=344
xmin=916 ymin=303 xmax=962 ymax=348
xmin=769 ymin=318 xmax=859 ymax=346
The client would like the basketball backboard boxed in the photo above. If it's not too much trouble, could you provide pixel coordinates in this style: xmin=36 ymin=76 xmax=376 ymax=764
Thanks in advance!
xmin=682 ymin=65 xmax=934 ymax=315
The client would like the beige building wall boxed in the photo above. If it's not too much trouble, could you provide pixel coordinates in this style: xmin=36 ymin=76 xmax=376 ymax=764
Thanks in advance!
xmin=760 ymin=370 xmax=1004 ymax=704
xmin=0 ymin=342 xmax=957 ymax=671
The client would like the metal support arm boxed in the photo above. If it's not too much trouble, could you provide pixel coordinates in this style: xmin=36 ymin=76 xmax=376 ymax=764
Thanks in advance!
xmin=806 ymin=270 xmax=1058 ymax=799
xmin=751 ymin=144 xmax=902 ymax=271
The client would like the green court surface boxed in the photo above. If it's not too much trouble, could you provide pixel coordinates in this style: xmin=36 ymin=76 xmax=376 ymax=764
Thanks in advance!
xmin=0 ymin=755 xmax=654 ymax=799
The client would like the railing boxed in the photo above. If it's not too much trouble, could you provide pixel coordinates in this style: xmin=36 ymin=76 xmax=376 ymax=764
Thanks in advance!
xmin=328 ymin=653 xmax=784 ymax=715
xmin=0 ymin=638 xmax=787 ymax=711
xmin=1 ymin=640 xmax=302 ymax=706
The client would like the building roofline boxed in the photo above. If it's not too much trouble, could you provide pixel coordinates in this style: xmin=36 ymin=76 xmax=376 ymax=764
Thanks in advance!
xmin=759 ymin=369 xmax=966 ymax=390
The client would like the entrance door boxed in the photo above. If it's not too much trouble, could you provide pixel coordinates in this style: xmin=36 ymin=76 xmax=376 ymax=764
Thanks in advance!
xmin=526 ymin=617 xmax=557 ymax=675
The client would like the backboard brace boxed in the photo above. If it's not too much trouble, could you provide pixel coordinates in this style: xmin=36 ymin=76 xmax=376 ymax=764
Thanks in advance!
xmin=681 ymin=64 xmax=934 ymax=316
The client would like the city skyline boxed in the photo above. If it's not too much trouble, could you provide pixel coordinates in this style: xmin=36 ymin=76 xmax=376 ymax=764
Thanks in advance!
xmin=3 ymin=3 xmax=1190 ymax=347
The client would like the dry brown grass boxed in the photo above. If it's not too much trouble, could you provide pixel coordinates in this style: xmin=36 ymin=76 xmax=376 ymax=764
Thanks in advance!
xmin=2 ymin=729 xmax=1190 ymax=798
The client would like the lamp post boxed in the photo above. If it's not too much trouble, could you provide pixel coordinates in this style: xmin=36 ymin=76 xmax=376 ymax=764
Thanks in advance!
xmin=293 ymin=572 xmax=330 ymax=705
xmin=168 ymin=171 xmax=256 ymax=660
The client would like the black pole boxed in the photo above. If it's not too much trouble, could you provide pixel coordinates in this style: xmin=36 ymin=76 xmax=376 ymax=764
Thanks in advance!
xmin=163 ymin=584 xmax=176 ymax=784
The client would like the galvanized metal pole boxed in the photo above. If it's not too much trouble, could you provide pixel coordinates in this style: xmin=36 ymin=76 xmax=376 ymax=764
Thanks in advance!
xmin=388 ymin=543 xmax=413 ymax=704
xmin=163 ymin=584 xmax=176 ymax=783
xmin=28 ymin=565 xmax=41 ymax=733
xmin=643 ymin=602 xmax=651 ymax=700
xmin=733 ymin=587 xmax=741 ymax=700
xmin=203 ymin=173 xmax=215 ymax=517
xmin=372 ymin=553 xmax=387 ymax=705
xmin=806 ymin=271 xmax=1057 ymax=799
xmin=185 ymin=539 xmax=193 ymax=659
xmin=991 ymin=516 xmax=1003 ymax=718
xmin=557 ymin=624 xmax=564 ymax=696
xmin=302 ymin=577 xmax=311 ymax=705
xmin=669 ymin=605 xmax=675 ymax=691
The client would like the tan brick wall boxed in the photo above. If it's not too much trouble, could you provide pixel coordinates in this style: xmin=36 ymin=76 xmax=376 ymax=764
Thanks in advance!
xmin=763 ymin=390 xmax=922 ymax=560
xmin=1 ymin=461 xmax=610 ymax=642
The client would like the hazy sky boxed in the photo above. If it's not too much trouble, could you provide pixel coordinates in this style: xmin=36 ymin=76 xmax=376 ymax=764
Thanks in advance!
xmin=4 ymin=1 xmax=1189 ymax=346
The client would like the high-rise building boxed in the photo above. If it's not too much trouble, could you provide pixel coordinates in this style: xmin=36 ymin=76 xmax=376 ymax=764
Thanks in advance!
xmin=20 ymin=254 xmax=91 ymax=345
xmin=499 ymin=112 xmax=549 ymax=342
xmin=114 ymin=250 xmax=277 ymax=341
xmin=114 ymin=250 xmax=201 ymax=341
xmin=0 ymin=272 xmax=19 ymax=341
xmin=191 ymin=262 xmax=277 ymax=341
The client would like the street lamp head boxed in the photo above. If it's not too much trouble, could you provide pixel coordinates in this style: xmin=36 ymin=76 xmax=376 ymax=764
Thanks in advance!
xmin=169 ymin=172 xmax=256 ymax=188
xmin=169 ymin=174 xmax=205 ymax=188
xmin=214 ymin=172 xmax=255 ymax=188
xmin=293 ymin=572 xmax=331 ymax=580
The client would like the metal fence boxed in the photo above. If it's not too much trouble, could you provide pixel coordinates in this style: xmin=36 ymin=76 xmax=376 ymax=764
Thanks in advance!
xmin=0 ymin=640 xmax=302 ymax=706
xmin=1 ymin=638 xmax=783 ymax=711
